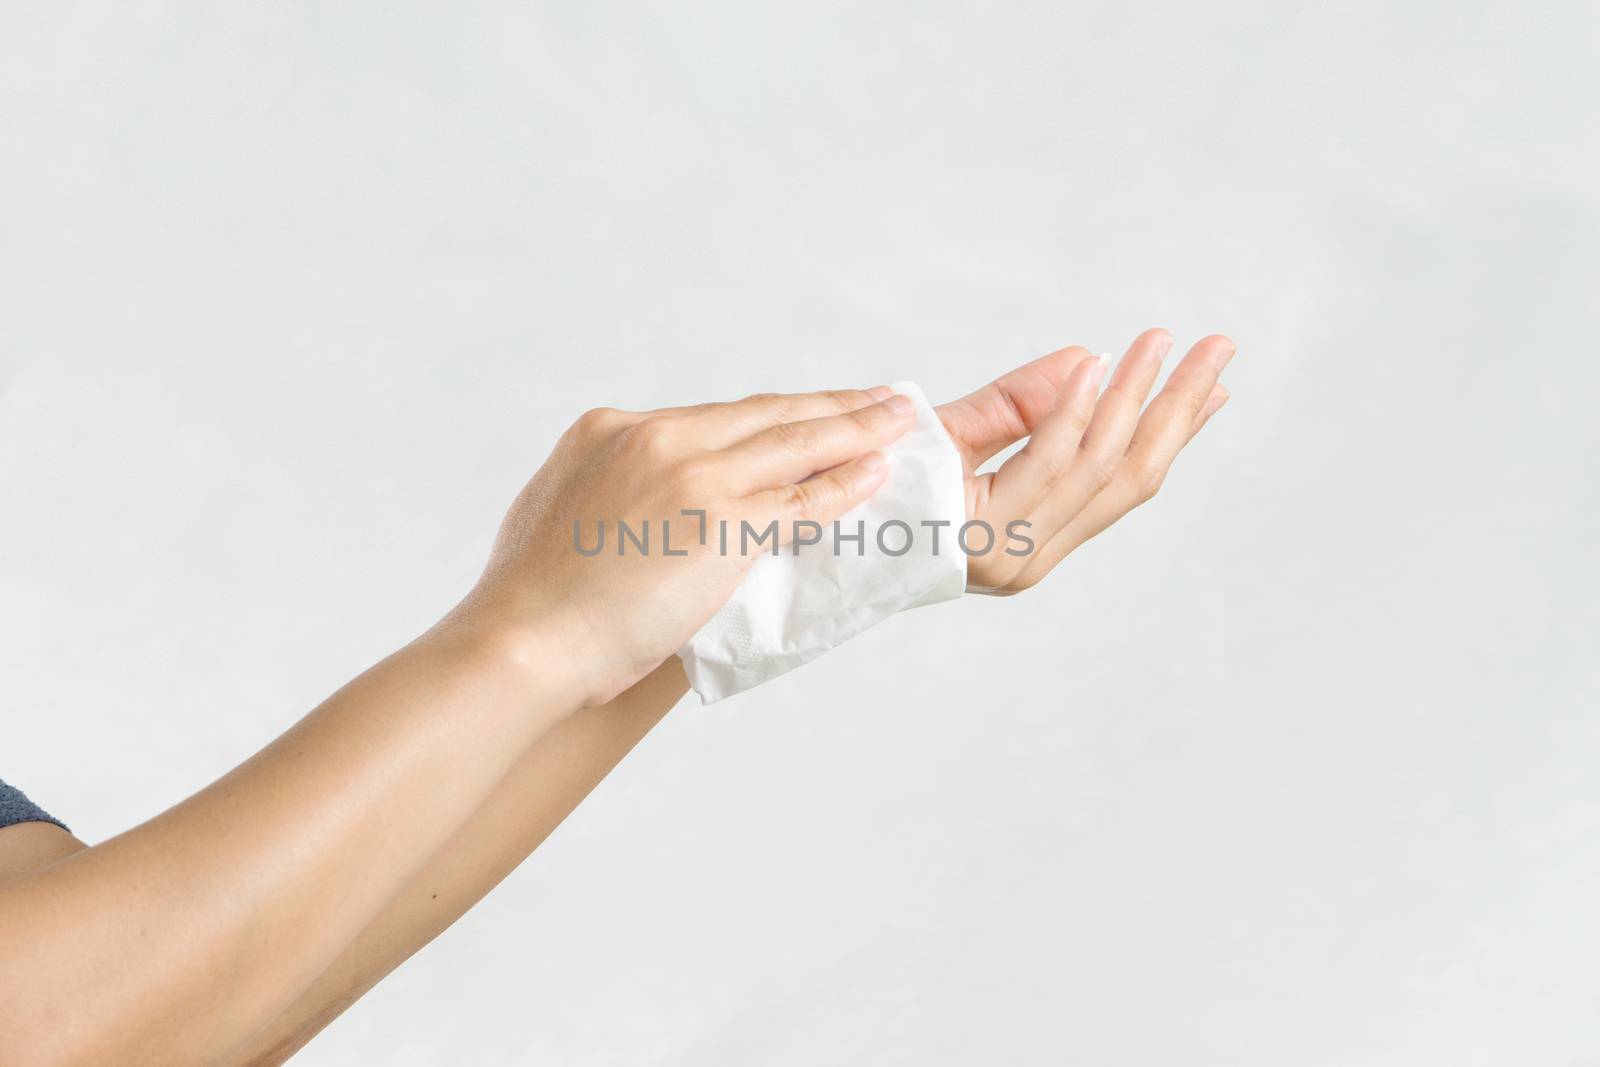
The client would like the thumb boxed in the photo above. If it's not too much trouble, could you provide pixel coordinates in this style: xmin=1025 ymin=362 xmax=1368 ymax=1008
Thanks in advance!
xmin=935 ymin=346 xmax=1095 ymax=467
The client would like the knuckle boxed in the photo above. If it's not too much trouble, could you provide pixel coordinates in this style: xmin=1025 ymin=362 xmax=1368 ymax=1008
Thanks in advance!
xmin=819 ymin=389 xmax=856 ymax=413
xmin=1097 ymin=383 xmax=1128 ymax=411
xmin=1033 ymin=447 xmax=1073 ymax=489
xmin=1130 ymin=461 xmax=1166 ymax=502
xmin=779 ymin=479 xmax=816 ymax=515
xmin=1149 ymin=390 xmax=1185 ymax=422
xmin=672 ymin=457 xmax=714 ymax=493
xmin=573 ymin=406 xmax=622 ymax=439
xmin=846 ymin=403 xmax=883 ymax=434
xmin=627 ymin=415 xmax=678 ymax=459
xmin=744 ymin=392 xmax=790 ymax=420
xmin=770 ymin=419 xmax=817 ymax=457
xmin=1066 ymin=400 xmax=1095 ymax=436
xmin=693 ymin=400 xmax=730 ymax=421
xmin=787 ymin=473 xmax=845 ymax=517
xmin=1086 ymin=452 xmax=1119 ymax=490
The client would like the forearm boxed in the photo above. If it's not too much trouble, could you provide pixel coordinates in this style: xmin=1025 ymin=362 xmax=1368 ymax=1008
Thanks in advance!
xmin=230 ymin=659 xmax=690 ymax=1066
xmin=0 ymin=618 xmax=582 ymax=1065
xmin=0 ymin=381 xmax=920 ymax=1065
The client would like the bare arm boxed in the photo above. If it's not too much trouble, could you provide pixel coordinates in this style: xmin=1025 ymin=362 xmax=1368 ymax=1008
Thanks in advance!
xmin=0 ymin=331 xmax=1232 ymax=1063
xmin=0 ymin=822 xmax=85 ymax=883
xmin=0 ymin=623 xmax=585 ymax=1064
xmin=230 ymin=659 xmax=690 ymax=1066
xmin=0 ymin=661 xmax=688 ymax=1067
xmin=229 ymin=330 xmax=1237 ymax=1064
xmin=0 ymin=389 xmax=909 ymax=1065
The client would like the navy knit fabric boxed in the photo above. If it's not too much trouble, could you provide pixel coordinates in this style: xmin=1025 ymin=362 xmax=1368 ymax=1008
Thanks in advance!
xmin=0 ymin=777 xmax=67 ymax=832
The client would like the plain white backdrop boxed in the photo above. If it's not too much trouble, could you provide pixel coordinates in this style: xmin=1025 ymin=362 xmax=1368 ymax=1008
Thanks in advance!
xmin=3 ymin=3 xmax=1597 ymax=1064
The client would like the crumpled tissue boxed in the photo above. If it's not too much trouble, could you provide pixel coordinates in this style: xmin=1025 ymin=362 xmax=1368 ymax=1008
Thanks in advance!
xmin=678 ymin=381 xmax=966 ymax=703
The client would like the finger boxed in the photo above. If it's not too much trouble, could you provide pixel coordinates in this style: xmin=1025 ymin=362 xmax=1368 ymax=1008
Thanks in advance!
xmin=977 ymin=354 xmax=1106 ymax=524
xmin=1021 ymin=327 xmax=1173 ymax=536
xmin=1075 ymin=327 xmax=1174 ymax=471
xmin=935 ymin=346 xmax=1096 ymax=466
xmin=575 ymin=386 xmax=892 ymax=436
xmin=1119 ymin=335 xmax=1236 ymax=498
xmin=1187 ymin=384 xmax=1229 ymax=444
xmin=677 ymin=387 xmax=894 ymax=447
xmin=1013 ymin=353 xmax=1234 ymax=589
xmin=742 ymin=450 xmax=892 ymax=539
xmin=1011 ymin=483 xmax=1129 ymax=588
xmin=718 ymin=394 xmax=917 ymax=493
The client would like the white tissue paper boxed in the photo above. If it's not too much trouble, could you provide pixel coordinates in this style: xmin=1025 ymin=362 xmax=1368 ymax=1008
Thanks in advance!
xmin=678 ymin=381 xmax=967 ymax=703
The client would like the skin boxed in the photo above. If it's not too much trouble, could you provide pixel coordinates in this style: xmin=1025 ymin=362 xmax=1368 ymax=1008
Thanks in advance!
xmin=0 ymin=329 xmax=1233 ymax=1064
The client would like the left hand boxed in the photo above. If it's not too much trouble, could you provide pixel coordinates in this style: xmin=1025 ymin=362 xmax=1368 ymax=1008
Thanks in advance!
xmin=935 ymin=328 xmax=1235 ymax=594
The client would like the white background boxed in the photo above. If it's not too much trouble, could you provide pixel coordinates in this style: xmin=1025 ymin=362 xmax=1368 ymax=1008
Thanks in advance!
xmin=4 ymin=3 xmax=1597 ymax=1064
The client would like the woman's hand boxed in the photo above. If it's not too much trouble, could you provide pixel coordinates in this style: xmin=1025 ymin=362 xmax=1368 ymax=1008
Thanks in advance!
xmin=937 ymin=329 xmax=1234 ymax=593
xmin=0 ymin=392 xmax=926 ymax=1066
xmin=460 ymin=389 xmax=918 ymax=705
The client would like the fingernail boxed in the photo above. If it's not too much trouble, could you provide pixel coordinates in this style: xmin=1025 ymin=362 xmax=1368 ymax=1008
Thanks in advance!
xmin=867 ymin=385 xmax=894 ymax=400
xmin=1090 ymin=353 xmax=1109 ymax=388
xmin=859 ymin=451 xmax=887 ymax=473
xmin=1156 ymin=334 xmax=1175 ymax=358
xmin=886 ymin=393 xmax=915 ymax=417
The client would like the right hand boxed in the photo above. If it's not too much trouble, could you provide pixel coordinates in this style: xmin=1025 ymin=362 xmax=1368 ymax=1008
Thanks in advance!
xmin=457 ymin=388 xmax=918 ymax=706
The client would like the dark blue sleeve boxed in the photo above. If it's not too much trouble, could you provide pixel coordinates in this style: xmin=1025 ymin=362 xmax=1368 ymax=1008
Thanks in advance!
xmin=0 ymin=778 xmax=68 ymax=832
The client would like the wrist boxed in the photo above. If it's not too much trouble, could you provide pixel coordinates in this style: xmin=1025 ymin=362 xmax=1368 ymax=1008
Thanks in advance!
xmin=429 ymin=600 xmax=596 ymax=717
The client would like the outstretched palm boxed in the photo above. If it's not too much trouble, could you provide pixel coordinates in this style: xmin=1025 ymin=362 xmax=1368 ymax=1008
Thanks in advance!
xmin=934 ymin=328 xmax=1234 ymax=594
